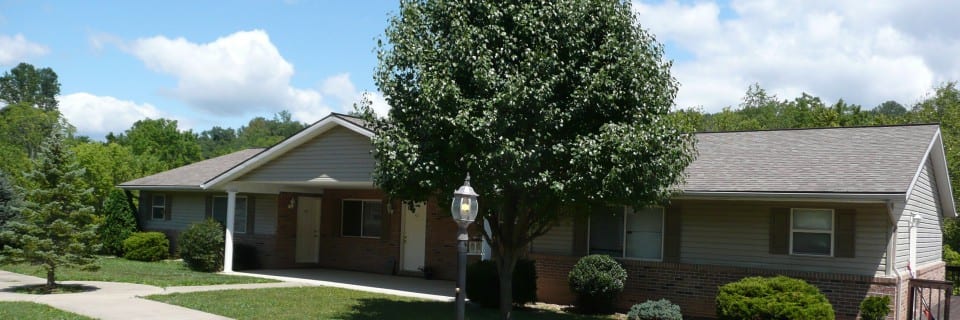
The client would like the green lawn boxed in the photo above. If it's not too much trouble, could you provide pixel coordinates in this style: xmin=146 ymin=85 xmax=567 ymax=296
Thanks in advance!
xmin=0 ymin=257 xmax=277 ymax=287
xmin=0 ymin=301 xmax=93 ymax=320
xmin=148 ymin=286 xmax=617 ymax=320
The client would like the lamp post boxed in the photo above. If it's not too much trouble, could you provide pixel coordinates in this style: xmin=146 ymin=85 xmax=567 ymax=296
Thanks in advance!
xmin=451 ymin=174 xmax=479 ymax=320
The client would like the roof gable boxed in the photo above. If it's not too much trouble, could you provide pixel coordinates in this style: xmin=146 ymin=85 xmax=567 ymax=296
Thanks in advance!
xmin=119 ymin=148 xmax=264 ymax=190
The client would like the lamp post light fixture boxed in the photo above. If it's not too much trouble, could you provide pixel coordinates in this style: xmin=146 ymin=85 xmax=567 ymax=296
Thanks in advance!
xmin=451 ymin=173 xmax=479 ymax=320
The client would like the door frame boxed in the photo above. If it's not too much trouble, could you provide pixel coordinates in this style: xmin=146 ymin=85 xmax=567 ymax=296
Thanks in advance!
xmin=399 ymin=202 xmax=427 ymax=272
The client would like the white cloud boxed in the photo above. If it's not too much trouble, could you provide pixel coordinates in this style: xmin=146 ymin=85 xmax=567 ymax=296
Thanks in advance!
xmin=0 ymin=34 xmax=49 ymax=65
xmin=59 ymin=93 xmax=163 ymax=139
xmin=634 ymin=0 xmax=960 ymax=111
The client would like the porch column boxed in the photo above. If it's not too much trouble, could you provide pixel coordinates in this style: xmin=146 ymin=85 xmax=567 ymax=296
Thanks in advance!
xmin=224 ymin=188 xmax=237 ymax=273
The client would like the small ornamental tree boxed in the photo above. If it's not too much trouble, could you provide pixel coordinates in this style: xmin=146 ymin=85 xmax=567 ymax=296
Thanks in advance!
xmin=0 ymin=125 xmax=100 ymax=290
xmin=99 ymin=188 xmax=139 ymax=256
xmin=366 ymin=0 xmax=695 ymax=318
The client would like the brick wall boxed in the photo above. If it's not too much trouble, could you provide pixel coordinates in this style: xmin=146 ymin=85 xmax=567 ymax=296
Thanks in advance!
xmin=532 ymin=254 xmax=902 ymax=320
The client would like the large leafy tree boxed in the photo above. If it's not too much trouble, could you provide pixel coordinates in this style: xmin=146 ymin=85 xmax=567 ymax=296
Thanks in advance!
xmin=73 ymin=142 xmax=163 ymax=210
xmin=0 ymin=62 xmax=60 ymax=112
xmin=109 ymin=118 xmax=202 ymax=170
xmin=368 ymin=0 xmax=695 ymax=318
xmin=0 ymin=124 xmax=100 ymax=290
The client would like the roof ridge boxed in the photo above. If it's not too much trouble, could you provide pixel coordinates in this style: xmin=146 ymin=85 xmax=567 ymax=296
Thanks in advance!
xmin=695 ymin=122 xmax=940 ymax=134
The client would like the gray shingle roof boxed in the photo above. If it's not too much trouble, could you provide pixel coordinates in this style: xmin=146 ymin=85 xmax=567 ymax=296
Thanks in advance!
xmin=684 ymin=124 xmax=939 ymax=193
xmin=119 ymin=148 xmax=264 ymax=188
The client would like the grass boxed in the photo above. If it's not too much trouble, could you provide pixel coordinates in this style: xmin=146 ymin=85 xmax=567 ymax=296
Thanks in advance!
xmin=148 ymin=286 xmax=619 ymax=320
xmin=0 ymin=301 xmax=94 ymax=320
xmin=0 ymin=257 xmax=277 ymax=287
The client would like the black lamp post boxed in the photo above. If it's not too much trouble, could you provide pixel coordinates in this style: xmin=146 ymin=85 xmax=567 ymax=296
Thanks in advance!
xmin=451 ymin=174 xmax=479 ymax=320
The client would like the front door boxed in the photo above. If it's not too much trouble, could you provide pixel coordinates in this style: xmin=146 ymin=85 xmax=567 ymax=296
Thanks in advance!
xmin=401 ymin=203 xmax=427 ymax=272
xmin=296 ymin=197 xmax=321 ymax=263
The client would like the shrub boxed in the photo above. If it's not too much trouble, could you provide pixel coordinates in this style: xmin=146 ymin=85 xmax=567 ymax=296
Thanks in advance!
xmin=944 ymin=245 xmax=960 ymax=266
xmin=627 ymin=299 xmax=682 ymax=320
xmin=179 ymin=219 xmax=224 ymax=272
xmin=716 ymin=275 xmax=834 ymax=320
xmin=568 ymin=254 xmax=627 ymax=314
xmin=859 ymin=295 xmax=891 ymax=320
xmin=465 ymin=259 xmax=538 ymax=308
xmin=233 ymin=242 xmax=260 ymax=271
xmin=99 ymin=189 xmax=139 ymax=256
xmin=122 ymin=232 xmax=169 ymax=262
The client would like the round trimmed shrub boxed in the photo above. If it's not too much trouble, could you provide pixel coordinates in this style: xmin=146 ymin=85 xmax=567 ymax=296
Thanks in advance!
xmin=859 ymin=295 xmax=891 ymax=320
xmin=568 ymin=254 xmax=627 ymax=314
xmin=179 ymin=219 xmax=224 ymax=272
xmin=627 ymin=299 xmax=682 ymax=320
xmin=465 ymin=258 xmax=538 ymax=308
xmin=122 ymin=232 xmax=169 ymax=262
xmin=716 ymin=275 xmax=835 ymax=320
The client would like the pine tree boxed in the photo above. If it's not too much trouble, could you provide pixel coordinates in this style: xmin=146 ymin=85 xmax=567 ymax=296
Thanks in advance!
xmin=99 ymin=188 xmax=139 ymax=256
xmin=0 ymin=124 xmax=100 ymax=290
xmin=0 ymin=169 xmax=17 ymax=227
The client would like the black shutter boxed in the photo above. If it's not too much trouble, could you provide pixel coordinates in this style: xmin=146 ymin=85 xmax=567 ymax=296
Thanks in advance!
xmin=164 ymin=194 xmax=172 ymax=220
xmin=769 ymin=207 xmax=790 ymax=254
xmin=663 ymin=204 xmax=682 ymax=262
xmin=835 ymin=209 xmax=856 ymax=258
xmin=139 ymin=191 xmax=152 ymax=221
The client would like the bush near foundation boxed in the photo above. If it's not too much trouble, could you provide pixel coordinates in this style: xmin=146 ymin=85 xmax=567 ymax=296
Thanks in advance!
xmin=179 ymin=219 xmax=224 ymax=272
xmin=122 ymin=232 xmax=169 ymax=262
xmin=465 ymin=259 xmax=537 ymax=308
xmin=859 ymin=295 xmax=891 ymax=320
xmin=716 ymin=275 xmax=834 ymax=320
xmin=568 ymin=254 xmax=627 ymax=314
xmin=627 ymin=299 xmax=682 ymax=320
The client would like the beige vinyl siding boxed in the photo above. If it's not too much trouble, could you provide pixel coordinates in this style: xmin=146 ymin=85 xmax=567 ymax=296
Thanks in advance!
xmin=905 ymin=160 xmax=943 ymax=267
xmin=142 ymin=192 xmax=206 ymax=230
xmin=531 ymin=218 xmax=574 ymax=256
xmin=237 ymin=126 xmax=375 ymax=183
xmin=679 ymin=200 xmax=888 ymax=276
xmin=254 ymin=195 xmax=277 ymax=235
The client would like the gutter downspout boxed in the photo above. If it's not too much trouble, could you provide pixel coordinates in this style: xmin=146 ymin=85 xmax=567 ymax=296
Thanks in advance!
xmin=887 ymin=200 xmax=902 ymax=320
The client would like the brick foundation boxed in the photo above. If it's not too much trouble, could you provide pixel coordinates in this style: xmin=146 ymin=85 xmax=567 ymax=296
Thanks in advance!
xmin=532 ymin=254 xmax=916 ymax=320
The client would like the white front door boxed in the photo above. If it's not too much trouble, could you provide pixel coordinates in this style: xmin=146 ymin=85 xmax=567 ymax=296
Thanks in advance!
xmin=401 ymin=203 xmax=427 ymax=272
xmin=296 ymin=197 xmax=321 ymax=263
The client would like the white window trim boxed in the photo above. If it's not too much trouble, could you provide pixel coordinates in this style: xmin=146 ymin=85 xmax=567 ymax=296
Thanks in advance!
xmin=151 ymin=194 xmax=166 ymax=220
xmin=340 ymin=199 xmax=383 ymax=239
xmin=214 ymin=195 xmax=249 ymax=234
xmin=789 ymin=208 xmax=835 ymax=257
xmin=586 ymin=206 xmax=665 ymax=262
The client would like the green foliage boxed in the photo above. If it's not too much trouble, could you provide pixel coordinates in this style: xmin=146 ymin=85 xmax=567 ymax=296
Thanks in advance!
xmin=944 ymin=245 xmax=960 ymax=266
xmin=0 ymin=125 xmax=100 ymax=288
xmin=0 ymin=63 xmax=60 ymax=112
xmin=99 ymin=189 xmax=139 ymax=256
xmin=122 ymin=232 xmax=169 ymax=262
xmin=568 ymin=255 xmax=627 ymax=314
xmin=0 ymin=103 xmax=61 ymax=161
xmin=859 ymin=295 xmax=891 ymax=320
xmin=627 ymin=299 xmax=682 ymax=320
xmin=368 ymin=0 xmax=693 ymax=316
xmin=197 ymin=111 xmax=305 ymax=159
xmin=179 ymin=219 xmax=224 ymax=272
xmin=716 ymin=276 xmax=834 ymax=320
xmin=73 ymin=142 xmax=160 ymax=210
xmin=465 ymin=259 xmax=538 ymax=308
xmin=0 ymin=169 xmax=18 ymax=228
xmin=109 ymin=118 xmax=202 ymax=170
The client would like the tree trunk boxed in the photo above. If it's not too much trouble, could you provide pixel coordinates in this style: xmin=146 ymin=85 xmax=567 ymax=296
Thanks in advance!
xmin=45 ymin=267 xmax=56 ymax=290
xmin=497 ymin=253 xmax=517 ymax=320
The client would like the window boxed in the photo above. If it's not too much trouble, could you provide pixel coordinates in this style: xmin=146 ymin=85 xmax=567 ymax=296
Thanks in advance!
xmin=151 ymin=195 xmax=166 ymax=220
xmin=342 ymin=200 xmax=382 ymax=238
xmin=589 ymin=206 xmax=664 ymax=260
xmin=213 ymin=196 xmax=249 ymax=233
xmin=790 ymin=208 xmax=833 ymax=256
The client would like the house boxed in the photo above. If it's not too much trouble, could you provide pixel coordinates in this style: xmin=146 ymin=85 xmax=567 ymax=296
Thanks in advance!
xmin=119 ymin=114 xmax=955 ymax=320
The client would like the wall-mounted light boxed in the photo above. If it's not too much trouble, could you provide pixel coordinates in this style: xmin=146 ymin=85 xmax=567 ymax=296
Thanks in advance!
xmin=287 ymin=197 xmax=296 ymax=209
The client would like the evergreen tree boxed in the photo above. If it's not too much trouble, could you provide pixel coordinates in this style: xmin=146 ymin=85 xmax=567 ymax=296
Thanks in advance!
xmin=0 ymin=124 xmax=100 ymax=290
xmin=99 ymin=188 xmax=139 ymax=256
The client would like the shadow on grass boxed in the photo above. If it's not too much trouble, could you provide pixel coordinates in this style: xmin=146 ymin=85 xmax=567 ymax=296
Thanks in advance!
xmin=3 ymin=283 xmax=100 ymax=295
xmin=337 ymin=298 xmax=607 ymax=320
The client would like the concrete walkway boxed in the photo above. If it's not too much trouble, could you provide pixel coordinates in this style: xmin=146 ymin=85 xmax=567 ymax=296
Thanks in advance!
xmin=0 ymin=270 xmax=300 ymax=320
xmin=0 ymin=268 xmax=456 ymax=319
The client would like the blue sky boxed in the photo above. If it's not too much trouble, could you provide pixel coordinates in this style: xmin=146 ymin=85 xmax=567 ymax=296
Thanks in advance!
xmin=3 ymin=1 xmax=960 ymax=139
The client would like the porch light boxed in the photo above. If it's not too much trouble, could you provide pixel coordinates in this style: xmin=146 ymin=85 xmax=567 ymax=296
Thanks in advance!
xmin=451 ymin=173 xmax=479 ymax=320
